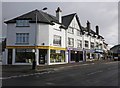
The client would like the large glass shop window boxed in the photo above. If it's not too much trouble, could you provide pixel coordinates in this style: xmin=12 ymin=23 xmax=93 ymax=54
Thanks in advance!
xmin=15 ymin=49 xmax=34 ymax=63
xmin=50 ymin=50 xmax=65 ymax=63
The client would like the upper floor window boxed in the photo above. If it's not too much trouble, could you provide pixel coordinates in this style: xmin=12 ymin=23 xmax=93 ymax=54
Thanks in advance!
xmin=77 ymin=40 xmax=82 ymax=48
xmin=68 ymin=37 xmax=74 ymax=47
xmin=16 ymin=33 xmax=29 ymax=44
xmin=53 ymin=35 xmax=61 ymax=46
xmin=96 ymin=42 xmax=99 ymax=48
xmin=77 ymin=30 xmax=82 ymax=36
xmin=16 ymin=20 xmax=30 ymax=27
xmin=68 ymin=27 xmax=74 ymax=34
xmin=85 ymin=40 xmax=89 ymax=48
xmin=91 ymin=42 xmax=94 ymax=49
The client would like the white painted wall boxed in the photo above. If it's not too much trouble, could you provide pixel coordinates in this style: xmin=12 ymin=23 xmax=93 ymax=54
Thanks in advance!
xmin=37 ymin=23 xmax=49 ymax=46
xmin=49 ymin=23 xmax=66 ymax=48
xmin=67 ymin=16 xmax=82 ymax=49
xmin=7 ymin=23 xmax=36 ymax=46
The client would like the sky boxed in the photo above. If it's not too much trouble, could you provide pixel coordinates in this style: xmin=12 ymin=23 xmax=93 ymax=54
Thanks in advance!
xmin=1 ymin=1 xmax=119 ymax=48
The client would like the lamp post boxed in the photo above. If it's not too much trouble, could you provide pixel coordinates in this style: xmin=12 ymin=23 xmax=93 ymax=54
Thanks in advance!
xmin=32 ymin=7 xmax=48 ymax=70
xmin=32 ymin=49 xmax=36 ymax=69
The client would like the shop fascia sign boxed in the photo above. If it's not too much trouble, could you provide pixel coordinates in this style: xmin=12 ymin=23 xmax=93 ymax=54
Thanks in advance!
xmin=95 ymin=49 xmax=103 ymax=53
xmin=67 ymin=47 xmax=82 ymax=51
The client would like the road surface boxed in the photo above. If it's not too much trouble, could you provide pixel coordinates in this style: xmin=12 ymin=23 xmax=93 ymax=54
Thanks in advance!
xmin=2 ymin=61 xmax=119 ymax=86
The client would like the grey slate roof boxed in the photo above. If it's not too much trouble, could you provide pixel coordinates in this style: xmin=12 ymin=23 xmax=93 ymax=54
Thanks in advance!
xmin=110 ymin=44 xmax=120 ymax=53
xmin=5 ymin=9 xmax=59 ymax=25
xmin=62 ymin=13 xmax=76 ymax=29
xmin=4 ymin=9 xmax=104 ymax=39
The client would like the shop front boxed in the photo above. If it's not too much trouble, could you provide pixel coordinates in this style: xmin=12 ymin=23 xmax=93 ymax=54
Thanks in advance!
xmin=6 ymin=46 xmax=67 ymax=65
xmin=94 ymin=49 xmax=104 ymax=60
xmin=67 ymin=48 xmax=83 ymax=63
xmin=50 ymin=49 xmax=66 ymax=64
xmin=85 ymin=49 xmax=96 ymax=61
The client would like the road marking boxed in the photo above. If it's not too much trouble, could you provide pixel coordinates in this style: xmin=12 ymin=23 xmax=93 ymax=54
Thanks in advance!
xmin=82 ymin=64 xmax=89 ymax=66
xmin=46 ymin=82 xmax=55 ymax=85
xmin=2 ymin=70 xmax=54 ymax=80
xmin=87 ymin=70 xmax=103 ymax=75
xmin=104 ymin=61 xmax=118 ymax=64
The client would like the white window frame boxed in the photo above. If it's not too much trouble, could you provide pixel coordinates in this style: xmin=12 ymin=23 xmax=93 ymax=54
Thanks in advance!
xmin=68 ymin=27 xmax=74 ymax=34
xmin=77 ymin=40 xmax=82 ymax=48
xmin=53 ymin=35 xmax=61 ymax=46
xmin=16 ymin=33 xmax=29 ymax=44
xmin=16 ymin=20 xmax=30 ymax=27
xmin=68 ymin=37 xmax=74 ymax=47
xmin=85 ymin=40 xmax=89 ymax=48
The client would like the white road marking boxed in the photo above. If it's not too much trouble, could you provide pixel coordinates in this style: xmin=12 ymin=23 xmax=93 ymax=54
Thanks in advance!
xmin=87 ymin=70 xmax=103 ymax=75
xmin=104 ymin=61 xmax=118 ymax=64
xmin=2 ymin=71 xmax=54 ymax=80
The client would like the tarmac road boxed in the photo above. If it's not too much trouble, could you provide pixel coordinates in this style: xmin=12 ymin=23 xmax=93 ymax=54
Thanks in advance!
xmin=2 ymin=61 xmax=119 ymax=86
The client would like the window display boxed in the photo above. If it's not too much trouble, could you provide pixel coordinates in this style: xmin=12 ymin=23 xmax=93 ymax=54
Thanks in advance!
xmin=50 ymin=50 xmax=65 ymax=63
xmin=15 ymin=49 xmax=34 ymax=63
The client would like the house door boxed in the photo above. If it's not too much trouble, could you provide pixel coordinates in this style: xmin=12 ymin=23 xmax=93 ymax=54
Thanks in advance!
xmin=7 ymin=49 xmax=12 ymax=64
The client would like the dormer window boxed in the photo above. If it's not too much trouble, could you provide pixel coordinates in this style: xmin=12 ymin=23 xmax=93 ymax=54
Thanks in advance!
xmin=16 ymin=20 xmax=30 ymax=27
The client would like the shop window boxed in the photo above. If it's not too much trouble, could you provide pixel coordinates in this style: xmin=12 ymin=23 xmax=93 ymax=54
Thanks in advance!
xmin=15 ymin=49 xmax=34 ymax=63
xmin=50 ymin=50 xmax=65 ymax=63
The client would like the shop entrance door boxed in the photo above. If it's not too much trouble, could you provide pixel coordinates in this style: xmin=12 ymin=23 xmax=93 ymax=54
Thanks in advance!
xmin=7 ymin=49 xmax=12 ymax=64
xmin=79 ymin=51 xmax=83 ymax=61
xmin=39 ymin=49 xmax=47 ymax=64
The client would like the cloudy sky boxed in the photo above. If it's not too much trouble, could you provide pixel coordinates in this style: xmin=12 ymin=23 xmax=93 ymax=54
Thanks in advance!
xmin=1 ymin=1 xmax=118 ymax=48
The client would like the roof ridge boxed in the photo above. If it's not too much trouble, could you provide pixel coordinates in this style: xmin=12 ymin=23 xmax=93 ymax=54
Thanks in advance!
xmin=62 ymin=13 xmax=76 ymax=17
xmin=38 ymin=10 xmax=51 ymax=23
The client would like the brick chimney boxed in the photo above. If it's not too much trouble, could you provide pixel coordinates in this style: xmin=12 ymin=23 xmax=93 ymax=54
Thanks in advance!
xmin=87 ymin=20 xmax=90 ymax=34
xmin=56 ymin=7 xmax=62 ymax=23
xmin=96 ymin=25 xmax=99 ymax=35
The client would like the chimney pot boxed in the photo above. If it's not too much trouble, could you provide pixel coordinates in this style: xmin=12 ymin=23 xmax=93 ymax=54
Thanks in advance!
xmin=56 ymin=7 xmax=62 ymax=23
xmin=96 ymin=25 xmax=99 ymax=35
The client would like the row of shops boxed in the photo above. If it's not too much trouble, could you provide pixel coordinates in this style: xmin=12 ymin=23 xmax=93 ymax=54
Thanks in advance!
xmin=3 ymin=46 xmax=106 ymax=65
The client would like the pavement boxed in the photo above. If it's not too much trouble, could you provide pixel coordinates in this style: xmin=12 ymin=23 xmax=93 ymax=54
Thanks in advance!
xmin=1 ymin=59 xmax=114 ymax=78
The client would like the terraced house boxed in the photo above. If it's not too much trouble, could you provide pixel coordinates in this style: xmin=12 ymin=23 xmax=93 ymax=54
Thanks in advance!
xmin=3 ymin=7 xmax=108 ymax=65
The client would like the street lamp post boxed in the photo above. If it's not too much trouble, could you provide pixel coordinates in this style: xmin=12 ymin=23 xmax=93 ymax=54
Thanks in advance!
xmin=32 ymin=7 xmax=48 ymax=70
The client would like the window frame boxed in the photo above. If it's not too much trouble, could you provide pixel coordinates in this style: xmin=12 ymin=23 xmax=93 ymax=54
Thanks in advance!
xmin=53 ymin=35 xmax=61 ymax=46
xmin=68 ymin=27 xmax=74 ymax=34
xmin=16 ymin=20 xmax=30 ymax=27
xmin=85 ymin=40 xmax=89 ymax=48
xmin=68 ymin=37 xmax=74 ymax=47
xmin=77 ymin=39 xmax=82 ymax=48
xmin=16 ymin=33 xmax=29 ymax=44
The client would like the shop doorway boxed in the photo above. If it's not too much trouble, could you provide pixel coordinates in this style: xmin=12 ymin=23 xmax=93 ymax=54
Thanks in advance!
xmin=71 ymin=50 xmax=76 ymax=61
xmin=79 ymin=51 xmax=83 ymax=61
xmin=7 ymin=49 xmax=12 ymax=64
xmin=39 ymin=49 xmax=47 ymax=64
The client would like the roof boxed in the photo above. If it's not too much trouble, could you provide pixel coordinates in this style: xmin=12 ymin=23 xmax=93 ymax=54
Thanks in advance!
xmin=81 ymin=26 xmax=104 ymax=39
xmin=110 ymin=44 xmax=120 ymax=53
xmin=62 ymin=13 xmax=77 ymax=29
xmin=4 ymin=9 xmax=59 ymax=25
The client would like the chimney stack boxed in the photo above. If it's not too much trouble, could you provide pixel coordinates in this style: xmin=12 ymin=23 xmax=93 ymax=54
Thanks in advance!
xmin=87 ymin=20 xmax=90 ymax=33
xmin=56 ymin=7 xmax=62 ymax=23
xmin=96 ymin=25 xmax=99 ymax=35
